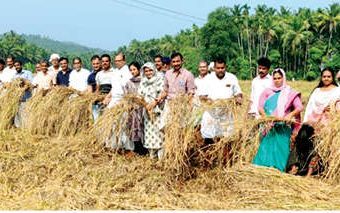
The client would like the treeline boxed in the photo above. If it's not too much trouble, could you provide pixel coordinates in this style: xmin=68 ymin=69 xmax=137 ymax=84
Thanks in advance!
xmin=114 ymin=3 xmax=340 ymax=80
xmin=0 ymin=31 xmax=103 ymax=71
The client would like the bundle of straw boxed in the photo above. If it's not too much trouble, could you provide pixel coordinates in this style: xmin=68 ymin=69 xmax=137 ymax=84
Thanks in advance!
xmin=314 ymin=108 xmax=340 ymax=184
xmin=23 ymin=87 xmax=76 ymax=136
xmin=0 ymin=79 xmax=32 ymax=130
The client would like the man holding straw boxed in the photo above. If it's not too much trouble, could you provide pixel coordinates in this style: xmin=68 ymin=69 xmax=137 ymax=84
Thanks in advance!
xmin=200 ymin=58 xmax=243 ymax=144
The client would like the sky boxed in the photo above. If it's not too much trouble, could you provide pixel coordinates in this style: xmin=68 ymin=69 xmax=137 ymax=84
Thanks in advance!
xmin=0 ymin=0 xmax=338 ymax=51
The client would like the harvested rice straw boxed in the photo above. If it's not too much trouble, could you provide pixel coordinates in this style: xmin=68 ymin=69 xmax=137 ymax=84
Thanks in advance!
xmin=0 ymin=79 xmax=32 ymax=130
xmin=161 ymin=95 xmax=198 ymax=180
xmin=314 ymin=108 xmax=340 ymax=185
xmin=184 ymin=165 xmax=340 ymax=210
xmin=206 ymin=116 xmax=297 ymax=169
xmin=23 ymin=87 xmax=77 ymax=136
xmin=90 ymin=94 xmax=149 ymax=148
xmin=1 ymin=128 xmax=339 ymax=210
xmin=58 ymin=93 xmax=105 ymax=137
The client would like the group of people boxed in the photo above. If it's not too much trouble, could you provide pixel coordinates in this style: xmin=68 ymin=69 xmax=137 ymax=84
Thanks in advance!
xmin=0 ymin=52 xmax=339 ymax=175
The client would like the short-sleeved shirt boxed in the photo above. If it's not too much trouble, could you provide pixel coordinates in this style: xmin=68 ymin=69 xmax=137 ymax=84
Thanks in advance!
xmin=14 ymin=70 xmax=33 ymax=82
xmin=1 ymin=67 xmax=16 ymax=83
xmin=194 ymin=74 xmax=211 ymax=96
xmin=206 ymin=72 xmax=242 ymax=100
xmin=87 ymin=70 xmax=98 ymax=92
xmin=69 ymin=68 xmax=91 ymax=92
xmin=114 ymin=65 xmax=132 ymax=86
xmin=48 ymin=66 xmax=61 ymax=85
xmin=32 ymin=72 xmax=53 ymax=90
xmin=56 ymin=69 xmax=72 ymax=86
xmin=164 ymin=68 xmax=195 ymax=100
xmin=14 ymin=70 xmax=33 ymax=101
xmin=249 ymin=74 xmax=272 ymax=116
xmin=95 ymin=69 xmax=114 ymax=94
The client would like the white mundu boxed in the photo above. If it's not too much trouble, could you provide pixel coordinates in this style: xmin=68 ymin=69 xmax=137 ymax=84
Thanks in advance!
xmin=200 ymin=72 xmax=242 ymax=139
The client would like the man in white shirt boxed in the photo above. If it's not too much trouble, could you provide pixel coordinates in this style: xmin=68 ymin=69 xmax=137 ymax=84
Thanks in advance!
xmin=32 ymin=60 xmax=53 ymax=91
xmin=48 ymin=53 xmax=61 ymax=85
xmin=194 ymin=60 xmax=210 ymax=97
xmin=1 ymin=56 xmax=17 ymax=83
xmin=95 ymin=54 xmax=114 ymax=95
xmin=69 ymin=57 xmax=90 ymax=92
xmin=248 ymin=57 xmax=272 ymax=119
xmin=113 ymin=52 xmax=132 ymax=87
xmin=200 ymin=58 xmax=243 ymax=142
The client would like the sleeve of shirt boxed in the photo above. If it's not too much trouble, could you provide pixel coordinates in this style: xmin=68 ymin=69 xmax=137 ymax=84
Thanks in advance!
xmin=163 ymin=73 xmax=169 ymax=93
xmin=87 ymin=74 xmax=92 ymax=85
xmin=232 ymin=77 xmax=242 ymax=96
xmin=187 ymin=72 xmax=196 ymax=95
xmin=95 ymin=72 xmax=100 ymax=85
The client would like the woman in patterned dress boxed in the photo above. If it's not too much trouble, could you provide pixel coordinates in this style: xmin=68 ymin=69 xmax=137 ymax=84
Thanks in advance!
xmin=138 ymin=62 xmax=165 ymax=159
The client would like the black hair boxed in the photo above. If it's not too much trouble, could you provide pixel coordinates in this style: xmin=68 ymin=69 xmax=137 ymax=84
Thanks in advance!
xmin=0 ymin=58 xmax=5 ymax=65
xmin=91 ymin=55 xmax=100 ymax=61
xmin=129 ymin=61 xmax=141 ymax=71
xmin=257 ymin=57 xmax=271 ymax=69
xmin=161 ymin=57 xmax=171 ymax=65
xmin=170 ymin=52 xmax=183 ymax=60
xmin=14 ymin=60 xmax=23 ymax=66
xmin=214 ymin=58 xmax=226 ymax=66
xmin=154 ymin=54 xmax=163 ymax=60
xmin=101 ymin=54 xmax=111 ymax=62
xmin=316 ymin=67 xmax=337 ymax=88
xmin=59 ymin=57 xmax=69 ymax=63
xmin=73 ymin=57 xmax=82 ymax=64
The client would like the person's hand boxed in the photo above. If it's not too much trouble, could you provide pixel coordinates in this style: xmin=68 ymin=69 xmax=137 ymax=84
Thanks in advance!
xmin=235 ymin=96 xmax=243 ymax=105
xmin=102 ymin=96 xmax=111 ymax=105
xmin=323 ymin=105 xmax=331 ymax=113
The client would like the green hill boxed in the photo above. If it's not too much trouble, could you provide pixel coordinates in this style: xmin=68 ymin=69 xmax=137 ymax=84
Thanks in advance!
xmin=22 ymin=34 xmax=107 ymax=55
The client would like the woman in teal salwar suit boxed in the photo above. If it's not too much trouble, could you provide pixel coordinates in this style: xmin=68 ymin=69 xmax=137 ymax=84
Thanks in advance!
xmin=253 ymin=68 xmax=303 ymax=171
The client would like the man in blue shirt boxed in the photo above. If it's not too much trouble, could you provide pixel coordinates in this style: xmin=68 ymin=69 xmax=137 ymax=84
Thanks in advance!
xmin=56 ymin=57 xmax=72 ymax=86
xmin=87 ymin=55 xmax=102 ymax=93
xmin=13 ymin=60 xmax=33 ymax=128
xmin=14 ymin=60 xmax=33 ymax=82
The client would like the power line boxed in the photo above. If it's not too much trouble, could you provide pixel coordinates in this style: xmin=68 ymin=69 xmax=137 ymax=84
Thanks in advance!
xmin=130 ymin=0 xmax=206 ymax=22
xmin=108 ymin=0 xmax=205 ymax=24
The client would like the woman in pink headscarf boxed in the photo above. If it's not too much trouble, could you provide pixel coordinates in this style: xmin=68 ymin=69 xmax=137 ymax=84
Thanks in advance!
xmin=253 ymin=68 xmax=303 ymax=172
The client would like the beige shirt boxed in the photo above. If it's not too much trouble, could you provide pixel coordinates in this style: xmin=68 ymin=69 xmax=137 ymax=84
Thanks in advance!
xmin=32 ymin=72 xmax=53 ymax=90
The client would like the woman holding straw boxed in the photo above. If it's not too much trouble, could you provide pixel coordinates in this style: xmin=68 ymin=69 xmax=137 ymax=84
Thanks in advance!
xmin=138 ymin=62 xmax=165 ymax=159
xmin=289 ymin=67 xmax=339 ymax=176
xmin=124 ymin=61 xmax=148 ymax=156
xmin=303 ymin=67 xmax=340 ymax=127
xmin=253 ymin=68 xmax=303 ymax=172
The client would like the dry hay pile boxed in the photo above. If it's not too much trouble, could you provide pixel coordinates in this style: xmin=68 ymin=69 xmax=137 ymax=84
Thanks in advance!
xmin=0 ymin=83 xmax=339 ymax=209
xmin=0 ymin=79 xmax=32 ymax=130
xmin=162 ymin=95 xmax=201 ymax=180
xmin=23 ymin=87 xmax=103 ymax=137
xmin=0 ymin=130 xmax=339 ymax=210
xmin=314 ymin=107 xmax=340 ymax=185
xmin=90 ymin=94 xmax=149 ymax=148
